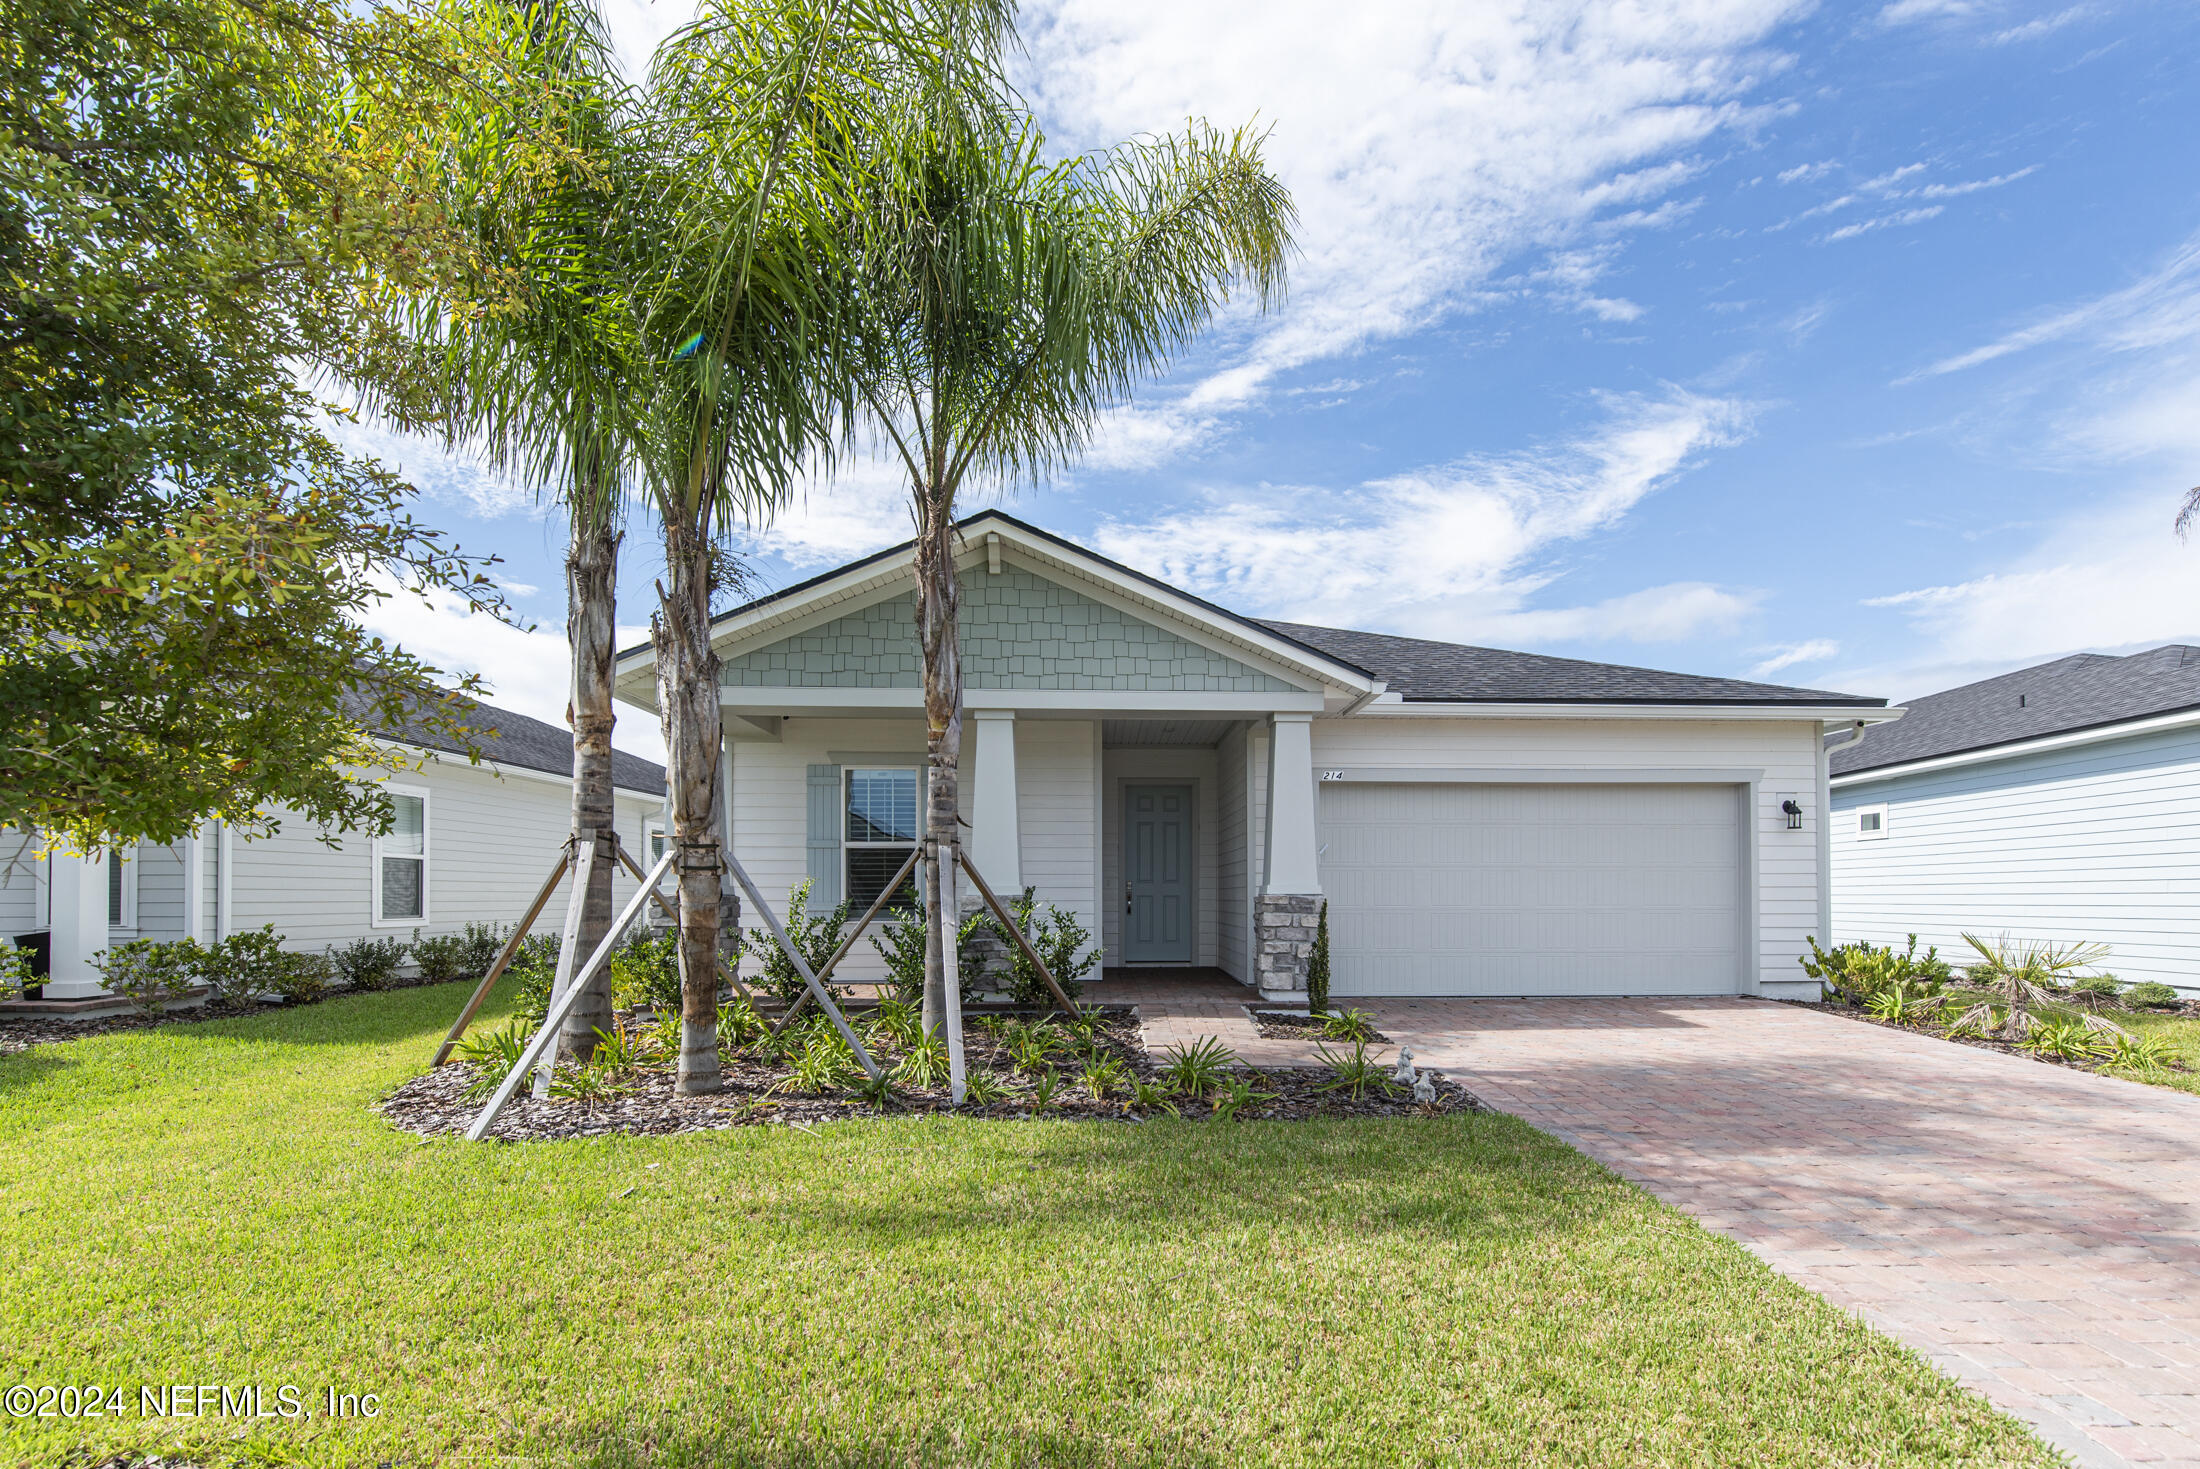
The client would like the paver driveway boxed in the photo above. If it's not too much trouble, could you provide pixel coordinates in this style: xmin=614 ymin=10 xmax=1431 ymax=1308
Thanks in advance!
xmin=1363 ymin=996 xmax=2200 ymax=1469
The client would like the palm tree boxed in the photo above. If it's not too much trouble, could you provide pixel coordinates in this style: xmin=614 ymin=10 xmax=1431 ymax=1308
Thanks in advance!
xmin=631 ymin=0 xmax=1010 ymax=1093
xmin=847 ymin=108 xmax=1295 ymax=1043
xmin=377 ymin=0 xmax=645 ymax=1057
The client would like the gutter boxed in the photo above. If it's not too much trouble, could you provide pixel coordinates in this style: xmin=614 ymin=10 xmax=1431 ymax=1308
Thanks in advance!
xmin=1818 ymin=719 xmax=1869 ymax=949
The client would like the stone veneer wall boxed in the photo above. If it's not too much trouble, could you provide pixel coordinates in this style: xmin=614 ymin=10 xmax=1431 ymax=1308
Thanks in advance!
xmin=1253 ymin=893 xmax=1319 ymax=999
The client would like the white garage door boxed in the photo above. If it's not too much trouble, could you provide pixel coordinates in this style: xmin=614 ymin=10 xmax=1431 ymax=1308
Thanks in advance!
xmin=1319 ymin=782 xmax=1744 ymax=997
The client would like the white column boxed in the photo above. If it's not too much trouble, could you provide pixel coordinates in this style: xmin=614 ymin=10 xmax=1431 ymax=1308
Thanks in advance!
xmin=184 ymin=830 xmax=205 ymax=945
xmin=45 ymin=850 xmax=111 ymax=998
xmin=969 ymin=709 xmax=1020 ymax=893
xmin=1263 ymin=713 xmax=1322 ymax=895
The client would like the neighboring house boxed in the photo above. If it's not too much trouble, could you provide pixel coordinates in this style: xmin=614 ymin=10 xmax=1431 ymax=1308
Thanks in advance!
xmin=2 ymin=694 xmax=667 ymax=1001
xmin=613 ymin=511 xmax=1893 ymax=1001
xmin=1831 ymin=644 xmax=2200 ymax=993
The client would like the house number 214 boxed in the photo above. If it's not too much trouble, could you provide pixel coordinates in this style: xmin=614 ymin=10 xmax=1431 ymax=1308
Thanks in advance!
xmin=1318 ymin=770 xmax=1346 ymax=781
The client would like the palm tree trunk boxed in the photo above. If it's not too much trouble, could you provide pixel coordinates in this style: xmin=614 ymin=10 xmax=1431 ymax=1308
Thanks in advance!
xmin=559 ymin=510 xmax=621 ymax=1060
xmin=915 ymin=491 xmax=961 ymax=1040
xmin=655 ymin=507 xmax=725 ymax=1095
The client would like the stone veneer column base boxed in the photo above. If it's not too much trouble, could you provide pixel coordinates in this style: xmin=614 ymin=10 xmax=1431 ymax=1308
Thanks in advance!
xmin=1254 ymin=893 xmax=1321 ymax=1002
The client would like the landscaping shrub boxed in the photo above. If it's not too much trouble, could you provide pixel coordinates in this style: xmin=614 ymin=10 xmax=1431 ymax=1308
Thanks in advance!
xmin=329 ymin=935 xmax=407 ymax=992
xmin=411 ymin=922 xmax=509 ymax=984
xmin=748 ymin=880 xmax=850 ymax=1006
xmin=1953 ymin=931 xmax=2123 ymax=1044
xmin=1307 ymin=900 xmax=1331 ymax=1015
xmin=1798 ymin=933 xmax=1948 ymax=1007
xmin=508 ymin=935 xmax=561 ymax=1025
xmin=2126 ymin=981 xmax=2182 ymax=1009
xmin=456 ymin=920 xmax=509 ymax=976
xmin=267 ymin=949 xmax=333 ymax=1005
xmin=0 ymin=945 xmax=31 ymax=1000
xmin=91 ymin=937 xmax=203 ymax=1013
xmin=870 ymin=904 xmax=990 ymax=1004
xmin=985 ymin=887 xmax=1100 ymax=1008
xmin=201 ymin=925 xmax=290 ymax=1003
xmin=609 ymin=929 xmax=682 ymax=1012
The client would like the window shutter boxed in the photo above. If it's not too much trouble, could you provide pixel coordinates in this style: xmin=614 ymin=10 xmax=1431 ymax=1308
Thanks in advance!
xmin=806 ymin=764 xmax=841 ymax=906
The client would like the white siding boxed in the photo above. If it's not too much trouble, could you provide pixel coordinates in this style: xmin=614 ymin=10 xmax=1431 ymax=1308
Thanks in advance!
xmin=129 ymin=839 xmax=190 ymax=942
xmin=1015 ymin=720 xmax=1100 ymax=963
xmin=1100 ymin=745 xmax=1221 ymax=966
xmin=0 ymin=830 xmax=43 ymax=934
xmin=1309 ymin=716 xmax=1823 ymax=993
xmin=1832 ymin=724 xmax=2200 ymax=989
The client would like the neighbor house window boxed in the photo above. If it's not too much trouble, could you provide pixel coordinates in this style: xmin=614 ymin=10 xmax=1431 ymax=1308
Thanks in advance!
xmin=648 ymin=824 xmax=668 ymax=864
xmin=1856 ymin=804 xmax=1889 ymax=840
xmin=375 ymin=790 xmax=428 ymax=923
xmin=845 ymin=768 xmax=920 ymax=911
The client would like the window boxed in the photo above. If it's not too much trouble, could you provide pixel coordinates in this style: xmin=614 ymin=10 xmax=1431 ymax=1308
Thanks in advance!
xmin=648 ymin=824 xmax=667 ymax=864
xmin=845 ymin=768 xmax=921 ymax=912
xmin=1856 ymin=803 xmax=1889 ymax=840
xmin=107 ymin=847 xmax=137 ymax=931
xmin=375 ymin=789 xmax=428 ymax=923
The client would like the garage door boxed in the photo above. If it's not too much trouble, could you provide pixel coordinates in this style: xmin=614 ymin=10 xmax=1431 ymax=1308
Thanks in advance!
xmin=1319 ymin=782 xmax=1744 ymax=997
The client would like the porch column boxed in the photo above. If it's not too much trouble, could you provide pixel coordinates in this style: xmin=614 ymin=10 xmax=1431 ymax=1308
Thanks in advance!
xmin=969 ymin=709 xmax=1021 ymax=893
xmin=1257 ymin=713 xmax=1323 ymax=1002
xmin=45 ymin=850 xmax=110 ymax=999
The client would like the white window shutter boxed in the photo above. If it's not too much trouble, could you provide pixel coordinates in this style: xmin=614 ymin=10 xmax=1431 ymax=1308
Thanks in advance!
xmin=806 ymin=764 xmax=841 ymax=906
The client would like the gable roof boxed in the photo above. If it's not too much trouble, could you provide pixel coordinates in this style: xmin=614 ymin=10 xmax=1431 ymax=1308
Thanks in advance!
xmin=1259 ymin=621 xmax=1884 ymax=707
xmin=360 ymin=689 xmax=665 ymax=797
xmin=615 ymin=509 xmax=1884 ymax=712
xmin=1831 ymin=645 xmax=2200 ymax=777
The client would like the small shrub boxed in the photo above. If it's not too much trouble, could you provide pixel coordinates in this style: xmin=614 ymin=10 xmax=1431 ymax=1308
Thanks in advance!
xmin=870 ymin=905 xmax=989 ymax=1004
xmin=267 ymin=950 xmax=332 ymax=1005
xmin=0 ymin=945 xmax=31 ymax=1000
xmin=330 ymin=935 xmax=407 ymax=992
xmin=1800 ymin=933 xmax=1949 ymax=1008
xmin=749 ymin=881 xmax=850 ymax=1006
xmin=1080 ymin=1053 xmax=1129 ymax=1101
xmin=548 ymin=1063 xmax=632 ymax=1106
xmin=1027 ymin=1067 xmax=1063 ymax=1111
xmin=986 ymin=888 xmax=1101 ymax=1008
xmin=609 ymin=929 xmax=682 ymax=1012
xmin=587 ymin=1019 xmax=661 ymax=1075
xmin=92 ymin=938 xmax=201 ymax=1014
xmin=507 ymin=935 xmax=562 ymax=1025
xmin=2125 ymin=981 xmax=2182 ymax=1009
xmin=1157 ymin=1037 xmax=1237 ymax=1100
xmin=778 ymin=1032 xmax=858 ymax=1095
xmin=2021 ymin=1017 xmax=2108 ymax=1061
xmin=851 ymin=1070 xmax=902 ymax=1109
xmin=863 ymin=997 xmax=923 ymax=1051
xmin=201 ymin=926 xmax=289 ymax=1004
xmin=1320 ymin=1007 xmax=1378 ymax=1042
xmin=1127 ymin=1077 xmax=1179 ymax=1117
xmin=457 ymin=920 xmax=509 ymax=976
xmin=716 ymin=998 xmax=768 ymax=1050
xmin=410 ymin=930 xmax=472 ymax=984
xmin=1307 ymin=901 xmax=1331 ymax=1015
xmin=1208 ymin=1075 xmax=1279 ymax=1123
xmin=1315 ymin=1040 xmax=1397 ymax=1101
xmin=455 ymin=1024 xmax=529 ymax=1100
xmin=2111 ymin=1031 xmax=2177 ymax=1071
xmin=1000 ymin=1018 xmax=1063 ymax=1074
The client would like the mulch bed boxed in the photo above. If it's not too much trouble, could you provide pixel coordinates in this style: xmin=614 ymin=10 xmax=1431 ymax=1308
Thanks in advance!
xmin=0 ymin=973 xmax=468 ymax=1057
xmin=1246 ymin=1008 xmax=1393 ymax=1045
xmin=378 ymin=1006 xmax=1480 ymax=1142
xmin=1801 ymin=997 xmax=2196 ymax=1079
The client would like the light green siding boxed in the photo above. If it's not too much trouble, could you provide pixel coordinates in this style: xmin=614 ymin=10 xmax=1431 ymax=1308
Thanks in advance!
xmin=721 ymin=568 xmax=1305 ymax=693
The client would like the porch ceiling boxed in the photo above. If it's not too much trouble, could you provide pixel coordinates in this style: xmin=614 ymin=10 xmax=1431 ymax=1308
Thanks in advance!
xmin=1101 ymin=718 xmax=1237 ymax=748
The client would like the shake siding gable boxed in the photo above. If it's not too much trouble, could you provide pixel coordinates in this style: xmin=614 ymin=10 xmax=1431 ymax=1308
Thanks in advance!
xmin=1832 ymin=722 xmax=2200 ymax=988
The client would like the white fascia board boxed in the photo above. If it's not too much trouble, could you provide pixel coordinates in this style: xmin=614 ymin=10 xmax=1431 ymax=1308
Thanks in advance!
xmin=719 ymin=687 xmax=1329 ymax=715
xmin=373 ymin=739 xmax=662 ymax=802
xmin=1828 ymin=706 xmax=2200 ymax=788
xmin=1351 ymin=699 xmax=1903 ymax=723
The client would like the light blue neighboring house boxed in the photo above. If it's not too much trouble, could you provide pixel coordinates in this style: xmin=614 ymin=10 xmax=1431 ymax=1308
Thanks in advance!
xmin=1830 ymin=645 xmax=2200 ymax=992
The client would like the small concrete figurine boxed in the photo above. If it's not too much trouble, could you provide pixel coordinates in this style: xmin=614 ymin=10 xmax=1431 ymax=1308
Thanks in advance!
xmin=1412 ymin=1070 xmax=1438 ymax=1107
xmin=1390 ymin=1046 xmax=1417 ymax=1085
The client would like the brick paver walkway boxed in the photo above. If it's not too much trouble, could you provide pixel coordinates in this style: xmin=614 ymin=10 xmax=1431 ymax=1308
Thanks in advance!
xmin=1113 ymin=980 xmax=2200 ymax=1468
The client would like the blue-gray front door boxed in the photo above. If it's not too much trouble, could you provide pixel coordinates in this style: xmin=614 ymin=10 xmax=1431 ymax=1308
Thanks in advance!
xmin=1122 ymin=784 xmax=1193 ymax=963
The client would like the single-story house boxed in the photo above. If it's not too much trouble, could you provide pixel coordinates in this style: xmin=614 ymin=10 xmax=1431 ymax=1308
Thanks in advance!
xmin=1831 ymin=644 xmax=2200 ymax=992
xmin=614 ymin=511 xmax=1894 ymax=1001
xmin=3 ymin=695 xmax=667 ymax=1001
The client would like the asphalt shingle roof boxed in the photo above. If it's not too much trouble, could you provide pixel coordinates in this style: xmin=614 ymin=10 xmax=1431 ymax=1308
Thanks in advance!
xmin=1830 ymin=644 xmax=2200 ymax=777
xmin=1256 ymin=621 xmax=1884 ymax=707
xmin=361 ymin=690 xmax=665 ymax=796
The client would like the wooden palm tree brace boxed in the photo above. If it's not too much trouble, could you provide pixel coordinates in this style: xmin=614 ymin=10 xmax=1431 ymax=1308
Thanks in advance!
xmin=607 ymin=834 xmax=754 ymax=1005
xmin=958 ymin=851 xmax=1082 ymax=1016
xmin=769 ymin=843 xmax=922 ymax=1039
xmin=720 ymin=848 xmax=883 ymax=1081
xmin=532 ymin=832 xmax=608 ymax=1098
xmin=939 ymin=839 xmax=967 ymax=1105
xmin=464 ymin=847 xmax=677 ymax=1141
xmin=430 ymin=848 xmax=571 ymax=1067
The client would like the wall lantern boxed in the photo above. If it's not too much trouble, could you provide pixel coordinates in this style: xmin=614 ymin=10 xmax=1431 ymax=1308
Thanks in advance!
xmin=1780 ymin=799 xmax=1804 ymax=830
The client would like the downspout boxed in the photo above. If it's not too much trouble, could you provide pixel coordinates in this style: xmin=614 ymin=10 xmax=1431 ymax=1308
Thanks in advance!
xmin=1818 ymin=720 xmax=1868 ymax=944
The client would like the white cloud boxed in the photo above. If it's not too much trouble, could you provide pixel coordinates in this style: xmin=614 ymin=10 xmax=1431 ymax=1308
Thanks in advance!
xmin=1917 ymin=231 xmax=2200 ymax=378
xmin=1090 ymin=389 xmax=1758 ymax=645
xmin=1916 ymin=166 xmax=2038 ymax=197
xmin=1878 ymin=0 xmax=1981 ymax=23
xmin=1750 ymin=639 xmax=1840 ymax=677
xmin=1841 ymin=494 xmax=2200 ymax=701
xmin=359 ymin=579 xmax=666 ymax=764
xmin=1823 ymin=205 xmax=1945 ymax=242
xmin=1778 ymin=159 xmax=1838 ymax=184
xmin=1991 ymin=5 xmax=2092 ymax=42
xmin=1016 ymin=0 xmax=1807 ymax=450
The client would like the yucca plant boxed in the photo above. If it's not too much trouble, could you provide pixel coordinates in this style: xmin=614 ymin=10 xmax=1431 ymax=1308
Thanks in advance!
xmin=1027 ymin=1067 xmax=1064 ymax=1112
xmin=1955 ymin=932 xmax=2127 ymax=1046
xmin=1208 ymin=1075 xmax=1279 ymax=1123
xmin=1127 ymin=1077 xmax=1179 ymax=1117
xmin=1320 ymin=1007 xmax=1379 ymax=1042
xmin=865 ymin=996 xmax=924 ymax=1050
xmin=892 ymin=1036 xmax=952 ymax=1089
xmin=716 ymin=997 xmax=767 ymax=1050
xmin=1079 ymin=1054 xmax=1129 ymax=1101
xmin=2022 ymin=1017 xmax=2110 ymax=1062
xmin=548 ymin=1061 xmax=634 ymax=1106
xmin=960 ymin=1068 xmax=1008 ymax=1105
xmin=2111 ymin=1032 xmax=2177 ymax=1072
xmin=777 ymin=1033 xmax=859 ymax=1095
xmin=454 ymin=1024 xmax=530 ymax=1101
xmin=1315 ymin=1040 xmax=1398 ymax=1102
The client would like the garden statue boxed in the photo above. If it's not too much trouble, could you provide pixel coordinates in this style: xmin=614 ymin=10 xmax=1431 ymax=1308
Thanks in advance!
xmin=1391 ymin=1046 xmax=1416 ymax=1085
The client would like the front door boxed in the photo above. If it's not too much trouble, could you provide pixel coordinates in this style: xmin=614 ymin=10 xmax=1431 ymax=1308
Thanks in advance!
xmin=1122 ymin=784 xmax=1193 ymax=963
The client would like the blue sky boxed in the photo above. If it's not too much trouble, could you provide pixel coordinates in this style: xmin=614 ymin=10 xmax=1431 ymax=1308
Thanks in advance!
xmin=357 ymin=0 xmax=2200 ymax=762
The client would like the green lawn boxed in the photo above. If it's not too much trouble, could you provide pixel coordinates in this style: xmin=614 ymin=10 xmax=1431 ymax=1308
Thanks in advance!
xmin=2111 ymin=1009 xmax=2200 ymax=1096
xmin=1 ymin=984 xmax=2053 ymax=1468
